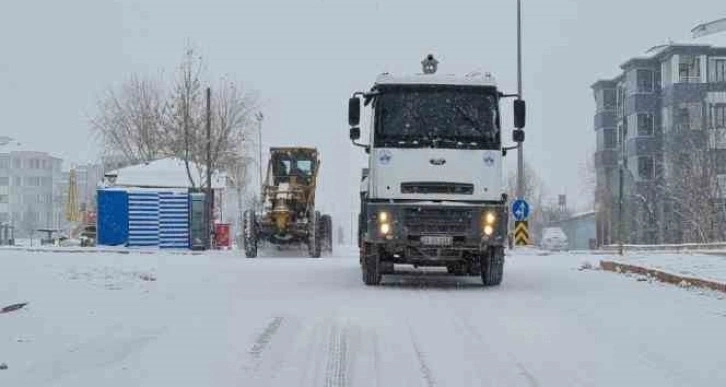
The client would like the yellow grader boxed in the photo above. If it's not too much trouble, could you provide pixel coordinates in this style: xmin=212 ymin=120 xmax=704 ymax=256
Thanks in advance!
xmin=243 ymin=147 xmax=332 ymax=258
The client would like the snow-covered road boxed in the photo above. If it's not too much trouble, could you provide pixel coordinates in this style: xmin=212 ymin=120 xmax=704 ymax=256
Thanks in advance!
xmin=1 ymin=247 xmax=725 ymax=387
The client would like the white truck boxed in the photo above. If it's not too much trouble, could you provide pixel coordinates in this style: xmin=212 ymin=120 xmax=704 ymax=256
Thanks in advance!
xmin=348 ymin=54 xmax=526 ymax=286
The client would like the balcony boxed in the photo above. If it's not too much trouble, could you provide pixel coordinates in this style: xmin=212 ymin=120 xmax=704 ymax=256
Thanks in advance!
xmin=595 ymin=149 xmax=618 ymax=168
xmin=678 ymin=75 xmax=702 ymax=84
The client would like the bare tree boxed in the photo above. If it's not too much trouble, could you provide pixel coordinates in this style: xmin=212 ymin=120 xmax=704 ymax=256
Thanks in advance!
xmin=659 ymin=132 xmax=722 ymax=243
xmin=92 ymin=45 xmax=259 ymax=211
xmin=92 ymin=75 xmax=169 ymax=164
xmin=167 ymin=46 xmax=205 ymax=188
xmin=579 ymin=151 xmax=597 ymax=210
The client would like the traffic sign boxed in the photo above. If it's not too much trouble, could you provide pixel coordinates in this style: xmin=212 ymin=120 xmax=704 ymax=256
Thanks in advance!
xmin=511 ymin=199 xmax=530 ymax=221
xmin=514 ymin=221 xmax=530 ymax=246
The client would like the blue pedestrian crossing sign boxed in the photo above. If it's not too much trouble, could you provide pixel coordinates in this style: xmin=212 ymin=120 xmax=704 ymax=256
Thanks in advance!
xmin=512 ymin=199 xmax=530 ymax=221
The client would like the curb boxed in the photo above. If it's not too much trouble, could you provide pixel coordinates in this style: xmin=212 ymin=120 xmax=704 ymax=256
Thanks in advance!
xmin=600 ymin=260 xmax=726 ymax=293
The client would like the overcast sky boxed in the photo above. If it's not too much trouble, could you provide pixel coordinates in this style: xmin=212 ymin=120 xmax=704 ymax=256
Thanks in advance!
xmin=1 ymin=0 xmax=723 ymax=234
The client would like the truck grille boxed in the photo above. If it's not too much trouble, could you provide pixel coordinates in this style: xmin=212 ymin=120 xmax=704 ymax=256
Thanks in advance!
xmin=401 ymin=182 xmax=474 ymax=195
xmin=403 ymin=207 xmax=474 ymax=234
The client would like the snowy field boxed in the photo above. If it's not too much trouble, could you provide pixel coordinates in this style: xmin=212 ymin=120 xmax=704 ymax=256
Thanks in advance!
xmin=1 ymin=247 xmax=726 ymax=387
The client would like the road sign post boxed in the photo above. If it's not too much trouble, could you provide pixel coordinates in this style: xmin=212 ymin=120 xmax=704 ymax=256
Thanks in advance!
xmin=514 ymin=221 xmax=530 ymax=246
xmin=512 ymin=199 xmax=530 ymax=246
xmin=512 ymin=199 xmax=530 ymax=222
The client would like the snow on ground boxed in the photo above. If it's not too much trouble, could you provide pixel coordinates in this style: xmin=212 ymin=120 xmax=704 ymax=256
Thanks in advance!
xmin=1 ymin=247 xmax=726 ymax=387
xmin=609 ymin=253 xmax=726 ymax=284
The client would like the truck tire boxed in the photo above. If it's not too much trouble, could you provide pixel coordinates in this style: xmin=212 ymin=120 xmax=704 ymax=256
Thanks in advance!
xmin=480 ymin=246 xmax=504 ymax=286
xmin=323 ymin=214 xmax=333 ymax=253
xmin=308 ymin=211 xmax=322 ymax=258
xmin=361 ymin=243 xmax=382 ymax=285
xmin=243 ymin=210 xmax=258 ymax=258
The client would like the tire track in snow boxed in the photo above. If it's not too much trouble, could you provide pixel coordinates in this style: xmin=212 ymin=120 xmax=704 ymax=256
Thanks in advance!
xmin=249 ymin=316 xmax=284 ymax=361
xmin=408 ymin=326 xmax=436 ymax=387
xmin=324 ymin=323 xmax=349 ymax=387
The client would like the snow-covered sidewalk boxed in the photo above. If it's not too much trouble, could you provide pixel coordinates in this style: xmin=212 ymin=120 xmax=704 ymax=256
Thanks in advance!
xmin=601 ymin=253 xmax=726 ymax=292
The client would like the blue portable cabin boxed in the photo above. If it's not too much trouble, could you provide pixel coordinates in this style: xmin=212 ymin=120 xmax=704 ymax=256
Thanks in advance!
xmin=96 ymin=187 xmax=191 ymax=249
xmin=95 ymin=158 xmax=225 ymax=249
xmin=96 ymin=188 xmax=129 ymax=246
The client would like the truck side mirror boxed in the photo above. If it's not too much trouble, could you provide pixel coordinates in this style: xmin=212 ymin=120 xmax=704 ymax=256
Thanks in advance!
xmin=348 ymin=97 xmax=361 ymax=126
xmin=514 ymin=99 xmax=526 ymax=129
xmin=350 ymin=127 xmax=361 ymax=141
xmin=513 ymin=129 xmax=525 ymax=143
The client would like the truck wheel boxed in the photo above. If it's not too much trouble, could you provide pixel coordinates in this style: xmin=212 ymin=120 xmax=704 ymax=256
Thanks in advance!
xmin=308 ymin=211 xmax=322 ymax=258
xmin=319 ymin=214 xmax=330 ymax=254
xmin=243 ymin=210 xmax=258 ymax=258
xmin=480 ymin=246 xmax=504 ymax=286
xmin=324 ymin=214 xmax=333 ymax=253
xmin=361 ymin=243 xmax=382 ymax=285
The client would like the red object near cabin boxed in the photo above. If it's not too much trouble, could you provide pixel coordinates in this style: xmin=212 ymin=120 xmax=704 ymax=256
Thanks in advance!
xmin=215 ymin=223 xmax=231 ymax=249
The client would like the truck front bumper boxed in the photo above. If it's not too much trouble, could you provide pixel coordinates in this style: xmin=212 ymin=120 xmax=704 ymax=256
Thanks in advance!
xmin=363 ymin=202 xmax=507 ymax=260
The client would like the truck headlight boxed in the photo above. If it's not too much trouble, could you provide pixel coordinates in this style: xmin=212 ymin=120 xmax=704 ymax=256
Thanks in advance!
xmin=380 ymin=223 xmax=391 ymax=234
xmin=378 ymin=211 xmax=389 ymax=222
xmin=485 ymin=212 xmax=496 ymax=225
xmin=484 ymin=225 xmax=494 ymax=236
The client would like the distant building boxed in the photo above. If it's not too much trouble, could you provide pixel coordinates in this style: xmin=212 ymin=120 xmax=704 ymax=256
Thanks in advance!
xmin=551 ymin=211 xmax=597 ymax=250
xmin=0 ymin=136 xmax=64 ymax=236
xmin=592 ymin=18 xmax=726 ymax=245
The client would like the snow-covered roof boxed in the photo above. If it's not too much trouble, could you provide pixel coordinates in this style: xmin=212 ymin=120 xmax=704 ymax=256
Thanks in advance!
xmin=0 ymin=136 xmax=61 ymax=158
xmin=617 ymin=18 xmax=726 ymax=71
xmin=375 ymin=72 xmax=497 ymax=88
xmin=643 ymin=18 xmax=726 ymax=56
xmin=101 ymin=157 xmax=226 ymax=189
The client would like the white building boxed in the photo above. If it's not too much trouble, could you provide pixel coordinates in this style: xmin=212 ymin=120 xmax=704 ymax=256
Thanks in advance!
xmin=0 ymin=136 xmax=64 ymax=236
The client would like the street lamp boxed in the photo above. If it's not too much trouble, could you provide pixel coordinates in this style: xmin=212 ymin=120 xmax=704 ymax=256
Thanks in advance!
xmin=515 ymin=0 xmax=525 ymax=199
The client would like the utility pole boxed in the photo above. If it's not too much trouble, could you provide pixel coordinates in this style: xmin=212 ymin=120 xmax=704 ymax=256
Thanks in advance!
xmin=515 ymin=0 xmax=525 ymax=199
xmin=205 ymin=87 xmax=213 ymax=250
xmin=618 ymin=143 xmax=625 ymax=256
xmin=256 ymin=112 xmax=264 ymax=211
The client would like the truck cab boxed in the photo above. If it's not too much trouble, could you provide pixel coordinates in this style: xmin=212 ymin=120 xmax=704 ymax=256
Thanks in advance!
xmin=349 ymin=55 xmax=525 ymax=286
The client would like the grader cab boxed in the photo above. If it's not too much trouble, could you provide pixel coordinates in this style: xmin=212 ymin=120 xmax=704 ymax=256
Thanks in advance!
xmin=243 ymin=147 xmax=333 ymax=258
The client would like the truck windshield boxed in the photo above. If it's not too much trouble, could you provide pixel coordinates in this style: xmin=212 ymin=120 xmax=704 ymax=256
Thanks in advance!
xmin=374 ymin=86 xmax=500 ymax=149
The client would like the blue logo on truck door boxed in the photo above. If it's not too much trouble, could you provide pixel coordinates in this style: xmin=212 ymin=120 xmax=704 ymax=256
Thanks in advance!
xmin=379 ymin=150 xmax=392 ymax=165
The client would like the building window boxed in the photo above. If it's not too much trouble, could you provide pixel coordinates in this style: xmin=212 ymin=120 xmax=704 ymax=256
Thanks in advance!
xmin=715 ymin=151 xmax=726 ymax=174
xmin=675 ymin=103 xmax=702 ymax=130
xmin=13 ymin=177 xmax=20 ymax=186
xmin=710 ymin=58 xmax=726 ymax=83
xmin=637 ymin=113 xmax=655 ymax=136
xmin=0 ymin=177 xmax=7 ymax=186
xmin=711 ymin=104 xmax=726 ymax=129
xmin=603 ymin=129 xmax=617 ymax=149
xmin=0 ymin=213 xmax=8 ymax=223
xmin=636 ymin=69 xmax=654 ymax=92
xmin=638 ymin=156 xmax=655 ymax=180
xmin=12 ymin=159 xmax=20 ymax=169
xmin=0 ymin=159 xmax=8 ymax=169
xmin=718 ymin=175 xmax=726 ymax=199
xmin=603 ymin=89 xmax=616 ymax=110
xmin=0 ymin=195 xmax=8 ymax=204
xmin=679 ymin=55 xmax=701 ymax=83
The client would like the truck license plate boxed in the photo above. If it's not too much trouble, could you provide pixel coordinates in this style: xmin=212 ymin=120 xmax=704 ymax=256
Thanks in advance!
xmin=421 ymin=235 xmax=453 ymax=246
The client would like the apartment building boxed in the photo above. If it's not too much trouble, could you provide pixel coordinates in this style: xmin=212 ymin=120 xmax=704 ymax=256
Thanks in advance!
xmin=593 ymin=18 xmax=726 ymax=245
